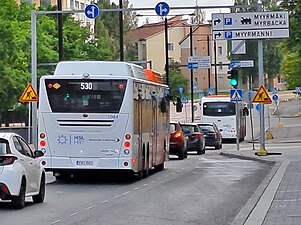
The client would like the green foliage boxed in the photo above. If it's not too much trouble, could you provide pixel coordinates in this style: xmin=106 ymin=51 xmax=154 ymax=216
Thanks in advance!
xmin=0 ymin=0 xmax=136 ymax=120
xmin=280 ymin=52 xmax=301 ymax=88
xmin=167 ymin=62 xmax=189 ymax=97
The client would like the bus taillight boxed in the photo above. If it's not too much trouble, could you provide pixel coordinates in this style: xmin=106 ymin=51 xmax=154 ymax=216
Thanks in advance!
xmin=132 ymin=157 xmax=137 ymax=164
xmin=124 ymin=141 xmax=131 ymax=148
xmin=40 ymin=140 xmax=46 ymax=147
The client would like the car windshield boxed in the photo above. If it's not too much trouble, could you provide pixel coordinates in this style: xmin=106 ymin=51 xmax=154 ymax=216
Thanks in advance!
xmin=181 ymin=125 xmax=197 ymax=133
xmin=199 ymin=125 xmax=215 ymax=132
xmin=0 ymin=139 xmax=9 ymax=155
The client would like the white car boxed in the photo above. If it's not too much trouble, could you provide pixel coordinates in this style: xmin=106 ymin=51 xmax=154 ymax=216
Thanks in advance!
xmin=0 ymin=133 xmax=45 ymax=209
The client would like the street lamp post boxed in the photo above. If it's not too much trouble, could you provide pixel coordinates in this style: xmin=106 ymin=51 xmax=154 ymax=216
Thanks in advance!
xmin=119 ymin=0 xmax=124 ymax=61
xmin=57 ymin=0 xmax=63 ymax=61
xmin=165 ymin=18 xmax=169 ymax=86
xmin=189 ymin=26 xmax=194 ymax=122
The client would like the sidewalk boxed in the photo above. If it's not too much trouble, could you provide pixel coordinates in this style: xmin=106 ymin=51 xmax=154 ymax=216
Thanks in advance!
xmin=221 ymin=97 xmax=301 ymax=225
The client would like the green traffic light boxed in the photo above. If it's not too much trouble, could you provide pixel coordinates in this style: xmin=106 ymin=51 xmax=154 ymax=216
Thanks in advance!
xmin=230 ymin=79 xmax=238 ymax=86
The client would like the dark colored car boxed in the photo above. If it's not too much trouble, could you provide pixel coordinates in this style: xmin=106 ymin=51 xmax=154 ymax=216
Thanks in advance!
xmin=180 ymin=123 xmax=205 ymax=155
xmin=169 ymin=122 xmax=187 ymax=160
xmin=197 ymin=122 xmax=222 ymax=150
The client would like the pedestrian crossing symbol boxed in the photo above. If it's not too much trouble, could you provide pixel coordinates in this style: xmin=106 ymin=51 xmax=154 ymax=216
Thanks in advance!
xmin=252 ymin=85 xmax=272 ymax=104
xmin=19 ymin=83 xmax=39 ymax=103
xmin=230 ymin=89 xmax=243 ymax=102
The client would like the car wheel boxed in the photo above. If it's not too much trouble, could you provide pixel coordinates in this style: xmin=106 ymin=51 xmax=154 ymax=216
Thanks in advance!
xmin=178 ymin=149 xmax=185 ymax=160
xmin=32 ymin=174 xmax=45 ymax=203
xmin=12 ymin=179 xmax=26 ymax=209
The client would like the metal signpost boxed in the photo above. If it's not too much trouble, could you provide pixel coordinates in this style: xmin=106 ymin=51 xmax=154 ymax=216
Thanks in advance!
xmin=230 ymin=89 xmax=243 ymax=150
xmin=212 ymin=4 xmax=289 ymax=156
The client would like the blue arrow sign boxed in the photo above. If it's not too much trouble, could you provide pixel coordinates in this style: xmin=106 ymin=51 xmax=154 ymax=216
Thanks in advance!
xmin=230 ymin=61 xmax=240 ymax=69
xmin=85 ymin=4 xmax=100 ymax=19
xmin=155 ymin=2 xmax=170 ymax=16
xmin=188 ymin=62 xmax=198 ymax=69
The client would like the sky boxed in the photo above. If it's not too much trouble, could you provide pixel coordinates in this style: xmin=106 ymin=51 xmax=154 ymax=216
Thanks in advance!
xmin=111 ymin=0 xmax=234 ymax=25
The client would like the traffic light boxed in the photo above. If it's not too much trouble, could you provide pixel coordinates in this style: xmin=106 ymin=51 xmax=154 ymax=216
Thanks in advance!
xmin=227 ymin=68 xmax=238 ymax=88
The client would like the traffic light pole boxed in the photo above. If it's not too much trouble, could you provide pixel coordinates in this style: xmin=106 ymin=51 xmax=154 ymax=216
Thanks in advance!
xmin=257 ymin=1 xmax=267 ymax=156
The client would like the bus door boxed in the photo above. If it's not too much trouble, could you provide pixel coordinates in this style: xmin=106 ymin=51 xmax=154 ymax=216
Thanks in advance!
xmin=137 ymin=97 xmax=144 ymax=171
xmin=151 ymin=94 xmax=158 ymax=166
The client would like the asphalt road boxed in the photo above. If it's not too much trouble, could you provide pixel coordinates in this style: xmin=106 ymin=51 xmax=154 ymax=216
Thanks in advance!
xmin=0 ymin=150 xmax=273 ymax=225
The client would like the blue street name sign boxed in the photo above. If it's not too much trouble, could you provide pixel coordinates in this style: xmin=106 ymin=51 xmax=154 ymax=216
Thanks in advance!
xmin=85 ymin=4 xmax=100 ymax=19
xmin=155 ymin=2 xmax=170 ymax=17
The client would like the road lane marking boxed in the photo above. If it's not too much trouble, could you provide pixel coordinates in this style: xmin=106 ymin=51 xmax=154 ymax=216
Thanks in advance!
xmin=70 ymin=212 xmax=78 ymax=217
xmin=51 ymin=220 xmax=61 ymax=225
xmin=101 ymin=200 xmax=108 ymax=204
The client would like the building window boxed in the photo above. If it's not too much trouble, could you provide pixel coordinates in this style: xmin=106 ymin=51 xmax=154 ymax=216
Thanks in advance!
xmin=142 ymin=43 xmax=146 ymax=61
xmin=168 ymin=43 xmax=174 ymax=51
xmin=75 ymin=1 xmax=79 ymax=9
xmin=80 ymin=3 xmax=85 ymax=9
xmin=218 ymin=46 xmax=222 ymax=55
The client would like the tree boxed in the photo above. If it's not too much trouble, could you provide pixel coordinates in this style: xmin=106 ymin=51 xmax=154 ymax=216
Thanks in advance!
xmin=167 ymin=62 xmax=189 ymax=97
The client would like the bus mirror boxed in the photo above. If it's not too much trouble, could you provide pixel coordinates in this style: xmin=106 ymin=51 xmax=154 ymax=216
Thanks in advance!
xmin=160 ymin=97 xmax=168 ymax=113
xmin=243 ymin=107 xmax=249 ymax=116
xmin=176 ymin=98 xmax=183 ymax=113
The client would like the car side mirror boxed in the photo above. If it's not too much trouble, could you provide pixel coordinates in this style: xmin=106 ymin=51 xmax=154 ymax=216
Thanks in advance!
xmin=34 ymin=150 xmax=44 ymax=158
xmin=176 ymin=98 xmax=183 ymax=113
xmin=160 ymin=97 xmax=168 ymax=113
xmin=243 ymin=107 xmax=249 ymax=116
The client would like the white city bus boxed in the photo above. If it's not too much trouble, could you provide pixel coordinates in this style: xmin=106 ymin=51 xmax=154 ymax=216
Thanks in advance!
xmin=200 ymin=95 xmax=248 ymax=141
xmin=38 ymin=61 xmax=170 ymax=179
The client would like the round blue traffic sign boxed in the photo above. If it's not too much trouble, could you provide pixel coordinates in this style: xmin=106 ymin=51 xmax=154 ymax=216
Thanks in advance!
xmin=155 ymin=2 xmax=170 ymax=17
xmin=178 ymin=87 xmax=183 ymax=94
xmin=272 ymin=94 xmax=279 ymax=102
xmin=181 ymin=97 xmax=189 ymax=104
xmin=256 ymin=103 xmax=261 ymax=112
xmin=85 ymin=4 xmax=100 ymax=19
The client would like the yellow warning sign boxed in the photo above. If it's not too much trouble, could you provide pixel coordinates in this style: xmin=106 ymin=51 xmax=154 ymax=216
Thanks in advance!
xmin=19 ymin=83 xmax=39 ymax=103
xmin=252 ymin=85 xmax=272 ymax=104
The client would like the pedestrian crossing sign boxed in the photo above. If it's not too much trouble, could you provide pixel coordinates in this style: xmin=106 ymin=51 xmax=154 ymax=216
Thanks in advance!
xmin=252 ymin=85 xmax=272 ymax=104
xmin=19 ymin=83 xmax=39 ymax=103
xmin=230 ymin=89 xmax=243 ymax=102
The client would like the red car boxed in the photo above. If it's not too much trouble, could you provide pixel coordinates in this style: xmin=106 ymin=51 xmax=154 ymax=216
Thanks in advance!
xmin=169 ymin=122 xmax=187 ymax=160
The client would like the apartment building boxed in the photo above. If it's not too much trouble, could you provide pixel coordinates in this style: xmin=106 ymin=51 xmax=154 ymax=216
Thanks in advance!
xmin=126 ymin=16 xmax=191 ymax=75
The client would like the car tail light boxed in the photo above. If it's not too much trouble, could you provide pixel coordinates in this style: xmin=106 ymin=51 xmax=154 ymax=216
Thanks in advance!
xmin=0 ymin=156 xmax=17 ymax=166
xmin=194 ymin=134 xmax=201 ymax=139
xmin=174 ymin=131 xmax=182 ymax=139
xmin=0 ymin=183 xmax=10 ymax=195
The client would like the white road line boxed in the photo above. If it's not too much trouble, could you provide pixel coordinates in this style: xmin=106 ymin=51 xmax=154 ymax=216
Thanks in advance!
xmin=86 ymin=205 xmax=95 ymax=210
xmin=70 ymin=212 xmax=78 ymax=217
xmin=134 ymin=187 xmax=139 ymax=191
xmin=122 ymin=191 xmax=130 ymax=196
xmin=51 ymin=220 xmax=61 ymax=225
xmin=143 ymin=184 xmax=148 ymax=187
xmin=101 ymin=200 xmax=108 ymax=204
xmin=114 ymin=195 xmax=120 ymax=199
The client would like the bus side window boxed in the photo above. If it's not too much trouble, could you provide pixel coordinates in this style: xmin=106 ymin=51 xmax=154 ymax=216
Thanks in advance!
xmin=243 ymin=107 xmax=249 ymax=116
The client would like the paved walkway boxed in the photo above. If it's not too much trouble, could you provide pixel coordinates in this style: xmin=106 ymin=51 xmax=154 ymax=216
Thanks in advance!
xmin=222 ymin=95 xmax=301 ymax=225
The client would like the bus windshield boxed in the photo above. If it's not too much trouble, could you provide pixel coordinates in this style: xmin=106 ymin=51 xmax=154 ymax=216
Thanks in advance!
xmin=45 ymin=79 xmax=127 ymax=113
xmin=203 ymin=101 xmax=235 ymax=116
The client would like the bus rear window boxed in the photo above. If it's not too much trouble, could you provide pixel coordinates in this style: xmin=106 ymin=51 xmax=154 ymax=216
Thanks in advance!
xmin=45 ymin=79 xmax=127 ymax=113
xmin=203 ymin=102 xmax=235 ymax=116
